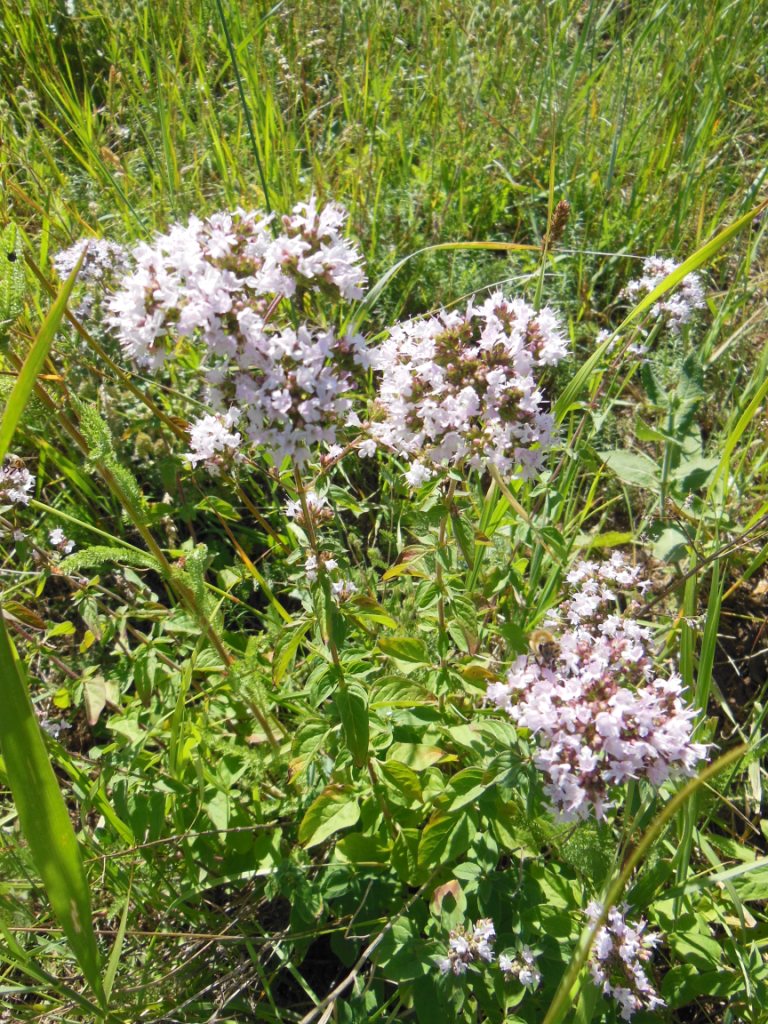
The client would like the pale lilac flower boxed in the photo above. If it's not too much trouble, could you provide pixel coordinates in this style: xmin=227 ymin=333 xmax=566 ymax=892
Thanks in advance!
xmin=0 ymin=458 xmax=35 ymax=506
xmin=331 ymin=578 xmax=357 ymax=602
xmin=499 ymin=946 xmax=541 ymax=988
xmin=284 ymin=491 xmax=331 ymax=527
xmin=53 ymin=239 xmax=130 ymax=284
xmin=371 ymin=292 xmax=566 ymax=482
xmin=622 ymin=256 xmax=705 ymax=332
xmin=487 ymin=555 xmax=708 ymax=820
xmin=108 ymin=200 xmax=369 ymax=464
xmin=587 ymin=902 xmax=664 ymax=1020
xmin=404 ymin=461 xmax=434 ymax=488
xmin=357 ymin=438 xmax=377 ymax=458
xmin=438 ymin=919 xmax=496 ymax=976
xmin=49 ymin=528 xmax=75 ymax=555
xmin=186 ymin=409 xmax=242 ymax=473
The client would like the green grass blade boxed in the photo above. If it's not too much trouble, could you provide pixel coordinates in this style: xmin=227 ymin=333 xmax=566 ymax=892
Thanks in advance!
xmin=102 ymin=877 xmax=132 ymax=1002
xmin=0 ymin=251 xmax=83 ymax=462
xmin=554 ymin=197 xmax=768 ymax=422
xmin=0 ymin=618 xmax=104 ymax=1003
xmin=354 ymin=240 xmax=540 ymax=327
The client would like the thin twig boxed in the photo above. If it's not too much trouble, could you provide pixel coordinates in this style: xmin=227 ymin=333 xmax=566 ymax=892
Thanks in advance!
xmin=298 ymin=873 xmax=436 ymax=1024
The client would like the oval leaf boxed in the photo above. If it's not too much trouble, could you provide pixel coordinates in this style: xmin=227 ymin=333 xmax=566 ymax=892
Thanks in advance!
xmin=298 ymin=785 xmax=360 ymax=848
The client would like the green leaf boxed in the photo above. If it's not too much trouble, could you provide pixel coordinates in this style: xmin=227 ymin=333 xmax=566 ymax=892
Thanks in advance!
xmin=335 ymin=833 xmax=391 ymax=864
xmin=0 ymin=617 xmax=103 ymax=1002
xmin=0 ymin=224 xmax=25 ymax=329
xmin=347 ymin=596 xmax=398 ymax=629
xmin=449 ymin=509 xmax=475 ymax=569
xmin=60 ymin=545 xmax=162 ymax=574
xmin=635 ymin=417 xmax=678 ymax=444
xmin=660 ymin=964 xmax=738 ymax=1007
xmin=576 ymin=530 xmax=635 ymax=551
xmin=417 ymin=812 xmax=477 ymax=869
xmin=0 ymin=251 xmax=82 ymax=462
xmin=386 ymin=742 xmax=445 ymax=771
xmin=670 ymin=456 xmax=719 ymax=494
xmin=195 ymin=495 xmax=241 ymax=520
xmin=437 ymin=768 xmax=490 ymax=814
xmin=647 ymin=522 xmax=690 ymax=563
xmin=272 ymin=620 xmax=312 ymax=685
xmin=335 ymin=682 xmax=369 ymax=768
xmin=377 ymin=759 xmax=423 ymax=803
xmin=640 ymin=361 xmax=665 ymax=407
xmin=598 ymin=449 xmax=659 ymax=489
xmin=370 ymin=676 xmax=435 ymax=708
xmin=298 ymin=785 xmax=360 ymax=848
xmin=377 ymin=636 xmax=431 ymax=664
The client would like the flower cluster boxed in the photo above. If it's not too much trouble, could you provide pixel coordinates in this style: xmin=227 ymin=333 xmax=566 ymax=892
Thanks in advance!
xmin=54 ymin=238 xmax=130 ymax=285
xmin=49 ymin=527 xmax=75 ymax=555
xmin=0 ymin=457 xmax=35 ymax=506
xmin=587 ymin=902 xmax=665 ymax=1020
xmin=186 ymin=409 xmax=242 ymax=473
xmin=438 ymin=919 xmax=496 ymax=976
xmin=622 ymin=256 xmax=705 ymax=331
xmin=108 ymin=198 xmax=369 ymax=465
xmin=285 ymin=490 xmax=333 ymax=527
xmin=370 ymin=292 xmax=567 ymax=484
xmin=53 ymin=239 xmax=132 ymax=322
xmin=486 ymin=554 xmax=708 ymax=820
xmin=498 ymin=946 xmax=541 ymax=988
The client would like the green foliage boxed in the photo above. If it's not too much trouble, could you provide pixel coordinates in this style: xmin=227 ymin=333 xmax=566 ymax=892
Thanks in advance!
xmin=1 ymin=0 xmax=768 ymax=1022
xmin=0 ymin=223 xmax=25 ymax=333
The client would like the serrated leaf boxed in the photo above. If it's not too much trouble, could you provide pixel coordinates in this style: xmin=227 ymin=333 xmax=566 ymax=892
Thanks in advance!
xmin=298 ymin=785 xmax=360 ymax=848
xmin=0 ymin=224 xmax=25 ymax=328
xmin=60 ymin=546 xmax=161 ymax=574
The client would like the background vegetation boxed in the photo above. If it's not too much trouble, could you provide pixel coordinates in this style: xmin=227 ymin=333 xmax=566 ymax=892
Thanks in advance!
xmin=1 ymin=0 xmax=767 ymax=1021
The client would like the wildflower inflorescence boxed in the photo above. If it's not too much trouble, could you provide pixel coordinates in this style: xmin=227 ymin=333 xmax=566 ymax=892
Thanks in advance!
xmin=438 ymin=919 xmax=496 ymax=975
xmin=49 ymin=527 xmax=75 ymax=555
xmin=498 ymin=946 xmax=541 ymax=988
xmin=486 ymin=554 xmax=708 ymax=820
xmin=0 ymin=457 xmax=35 ymax=506
xmin=54 ymin=238 xmax=131 ymax=285
xmin=53 ymin=239 xmax=132 ymax=322
xmin=622 ymin=256 xmax=705 ymax=332
xmin=108 ymin=198 xmax=369 ymax=466
xmin=587 ymin=901 xmax=665 ymax=1020
xmin=370 ymin=292 xmax=567 ymax=485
